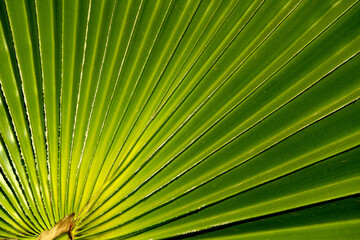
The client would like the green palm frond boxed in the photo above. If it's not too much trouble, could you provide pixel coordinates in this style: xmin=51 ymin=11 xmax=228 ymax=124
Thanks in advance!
xmin=0 ymin=0 xmax=359 ymax=239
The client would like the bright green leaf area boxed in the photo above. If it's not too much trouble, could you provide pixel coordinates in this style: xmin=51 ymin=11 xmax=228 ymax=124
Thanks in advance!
xmin=0 ymin=0 xmax=359 ymax=239
xmin=55 ymin=234 xmax=70 ymax=240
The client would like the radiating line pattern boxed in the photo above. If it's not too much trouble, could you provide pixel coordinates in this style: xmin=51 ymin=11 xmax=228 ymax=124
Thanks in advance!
xmin=0 ymin=0 xmax=359 ymax=239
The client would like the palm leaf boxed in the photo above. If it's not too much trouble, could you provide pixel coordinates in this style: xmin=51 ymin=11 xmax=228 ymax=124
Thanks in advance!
xmin=0 ymin=0 xmax=359 ymax=239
